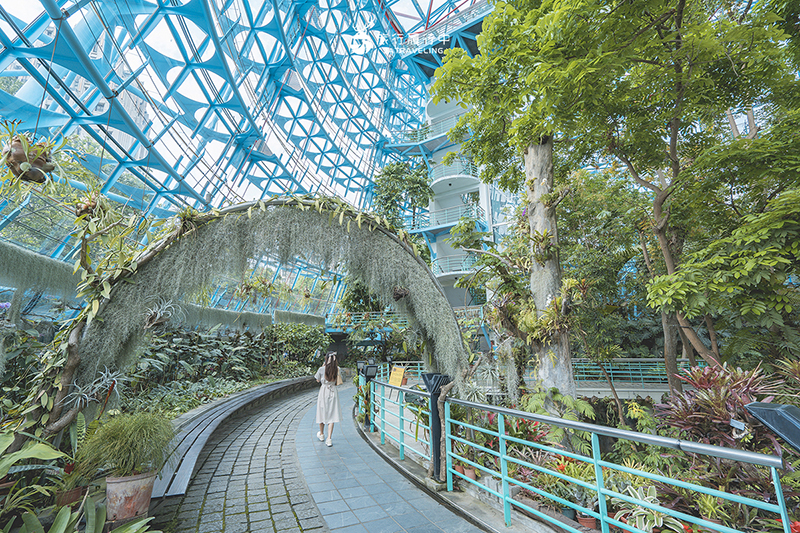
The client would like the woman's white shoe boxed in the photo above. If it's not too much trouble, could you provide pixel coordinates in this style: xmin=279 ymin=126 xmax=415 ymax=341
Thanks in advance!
xmin=326 ymin=438 xmax=332 ymax=447
xmin=317 ymin=432 xmax=324 ymax=441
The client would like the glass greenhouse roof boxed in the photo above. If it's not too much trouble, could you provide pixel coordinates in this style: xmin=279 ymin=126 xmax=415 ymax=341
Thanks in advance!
xmin=0 ymin=0 xmax=489 ymax=319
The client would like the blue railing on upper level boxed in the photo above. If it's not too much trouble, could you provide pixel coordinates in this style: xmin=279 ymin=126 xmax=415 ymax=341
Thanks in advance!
xmin=326 ymin=311 xmax=409 ymax=331
xmin=365 ymin=379 xmax=791 ymax=533
xmin=373 ymin=358 xmax=701 ymax=387
xmin=543 ymin=358 xmax=706 ymax=385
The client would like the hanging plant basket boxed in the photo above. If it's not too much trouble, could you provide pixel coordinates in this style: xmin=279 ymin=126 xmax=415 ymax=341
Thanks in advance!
xmin=1 ymin=135 xmax=55 ymax=183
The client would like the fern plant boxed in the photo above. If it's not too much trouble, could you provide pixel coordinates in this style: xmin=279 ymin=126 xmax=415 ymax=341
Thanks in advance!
xmin=77 ymin=412 xmax=174 ymax=478
xmin=520 ymin=387 xmax=595 ymax=455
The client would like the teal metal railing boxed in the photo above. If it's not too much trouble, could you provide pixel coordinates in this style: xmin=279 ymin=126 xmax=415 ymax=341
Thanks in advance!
xmin=373 ymin=382 xmax=432 ymax=464
xmin=367 ymin=380 xmax=791 ymax=533
xmin=327 ymin=311 xmax=409 ymax=331
xmin=527 ymin=358 xmax=707 ymax=385
xmin=376 ymin=361 xmax=424 ymax=382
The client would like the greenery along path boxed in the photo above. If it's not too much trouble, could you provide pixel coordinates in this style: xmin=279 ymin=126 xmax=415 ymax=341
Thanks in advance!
xmin=151 ymin=388 xmax=327 ymax=533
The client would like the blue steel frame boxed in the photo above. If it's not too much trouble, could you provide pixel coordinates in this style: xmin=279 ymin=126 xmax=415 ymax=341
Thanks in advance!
xmin=0 ymin=0 xmax=496 ymax=317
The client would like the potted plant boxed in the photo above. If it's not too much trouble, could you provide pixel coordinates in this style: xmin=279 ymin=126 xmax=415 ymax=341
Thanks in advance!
xmin=53 ymin=464 xmax=88 ymax=509
xmin=78 ymin=412 xmax=174 ymax=522
xmin=0 ymin=120 xmax=57 ymax=184
xmin=573 ymin=483 xmax=599 ymax=529
xmin=613 ymin=486 xmax=684 ymax=533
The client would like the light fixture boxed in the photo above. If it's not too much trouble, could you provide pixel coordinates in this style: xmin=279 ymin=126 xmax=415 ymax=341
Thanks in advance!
xmin=746 ymin=402 xmax=800 ymax=453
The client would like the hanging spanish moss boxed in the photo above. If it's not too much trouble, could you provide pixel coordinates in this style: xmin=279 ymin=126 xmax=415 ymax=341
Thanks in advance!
xmin=497 ymin=336 xmax=521 ymax=403
xmin=181 ymin=303 xmax=273 ymax=332
xmin=76 ymin=198 xmax=469 ymax=388
xmin=0 ymin=240 xmax=80 ymax=300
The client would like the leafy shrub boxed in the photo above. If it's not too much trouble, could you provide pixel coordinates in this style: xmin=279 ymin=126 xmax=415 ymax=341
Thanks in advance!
xmin=126 ymin=377 xmax=251 ymax=417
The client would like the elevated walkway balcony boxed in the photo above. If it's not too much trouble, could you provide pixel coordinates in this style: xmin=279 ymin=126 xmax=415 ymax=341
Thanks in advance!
xmin=431 ymin=254 xmax=477 ymax=276
xmin=388 ymin=114 xmax=466 ymax=157
xmin=397 ymin=0 xmax=492 ymax=58
xmin=406 ymin=204 xmax=485 ymax=233
xmin=326 ymin=311 xmax=409 ymax=333
xmin=431 ymin=159 xmax=478 ymax=182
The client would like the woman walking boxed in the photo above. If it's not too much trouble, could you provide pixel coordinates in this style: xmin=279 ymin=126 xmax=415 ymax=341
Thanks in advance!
xmin=315 ymin=352 xmax=341 ymax=446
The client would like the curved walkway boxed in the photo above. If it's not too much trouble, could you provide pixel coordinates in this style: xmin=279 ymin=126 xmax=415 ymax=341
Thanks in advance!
xmin=152 ymin=384 xmax=483 ymax=533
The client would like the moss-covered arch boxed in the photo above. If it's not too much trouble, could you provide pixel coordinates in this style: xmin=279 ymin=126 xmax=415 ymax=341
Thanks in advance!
xmin=44 ymin=196 xmax=470 ymax=435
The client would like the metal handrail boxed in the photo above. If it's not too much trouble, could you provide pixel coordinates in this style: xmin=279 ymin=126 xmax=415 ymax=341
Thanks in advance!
xmin=430 ymin=254 xmax=477 ymax=275
xmin=405 ymin=204 xmax=485 ymax=231
xmin=430 ymin=160 xmax=478 ymax=181
xmin=327 ymin=311 xmax=409 ymax=329
xmin=395 ymin=114 xmax=464 ymax=143
xmin=447 ymin=397 xmax=782 ymax=468
xmin=398 ymin=0 xmax=493 ymax=55
xmin=368 ymin=378 xmax=790 ymax=531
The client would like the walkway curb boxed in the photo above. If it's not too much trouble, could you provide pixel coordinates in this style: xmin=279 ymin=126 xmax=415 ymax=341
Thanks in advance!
xmin=353 ymin=407 xmax=556 ymax=533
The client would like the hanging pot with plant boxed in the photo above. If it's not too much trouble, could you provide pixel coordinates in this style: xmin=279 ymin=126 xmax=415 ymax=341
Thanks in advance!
xmin=1 ymin=133 xmax=55 ymax=184
xmin=0 ymin=120 xmax=73 ymax=187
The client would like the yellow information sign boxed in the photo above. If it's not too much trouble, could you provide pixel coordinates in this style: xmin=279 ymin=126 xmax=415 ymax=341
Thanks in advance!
xmin=388 ymin=366 xmax=406 ymax=387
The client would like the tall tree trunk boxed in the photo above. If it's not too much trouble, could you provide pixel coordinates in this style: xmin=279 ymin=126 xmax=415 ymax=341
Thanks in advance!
xmin=661 ymin=312 xmax=683 ymax=394
xmin=524 ymin=138 xmax=575 ymax=397
xmin=678 ymin=326 xmax=697 ymax=366
xmin=638 ymin=228 xmax=682 ymax=393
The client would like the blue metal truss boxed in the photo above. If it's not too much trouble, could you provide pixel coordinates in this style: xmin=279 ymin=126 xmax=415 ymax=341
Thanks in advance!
xmin=0 ymin=0 xmax=495 ymax=318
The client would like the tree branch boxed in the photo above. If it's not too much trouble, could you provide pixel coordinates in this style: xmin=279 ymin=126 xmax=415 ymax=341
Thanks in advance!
xmin=616 ymin=151 xmax=661 ymax=193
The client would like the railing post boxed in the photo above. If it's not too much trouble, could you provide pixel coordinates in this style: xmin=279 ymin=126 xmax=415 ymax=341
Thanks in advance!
xmin=369 ymin=381 xmax=375 ymax=433
xmin=380 ymin=383 xmax=386 ymax=442
xmin=773 ymin=467 xmax=791 ymax=533
xmin=445 ymin=401 xmax=453 ymax=492
xmin=359 ymin=373 xmax=365 ymax=419
xmin=591 ymin=432 xmax=610 ymax=533
xmin=498 ymin=413 xmax=511 ymax=527
xmin=399 ymin=389 xmax=405 ymax=460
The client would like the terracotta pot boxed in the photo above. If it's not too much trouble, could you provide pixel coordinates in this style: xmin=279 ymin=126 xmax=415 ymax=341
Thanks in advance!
xmin=464 ymin=468 xmax=477 ymax=481
xmin=106 ymin=471 xmax=157 ymax=521
xmin=55 ymin=486 xmax=85 ymax=508
xmin=577 ymin=514 xmax=597 ymax=529
xmin=454 ymin=465 xmax=465 ymax=475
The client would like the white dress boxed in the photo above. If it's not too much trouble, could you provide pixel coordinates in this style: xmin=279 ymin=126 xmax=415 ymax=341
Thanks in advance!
xmin=315 ymin=366 xmax=341 ymax=424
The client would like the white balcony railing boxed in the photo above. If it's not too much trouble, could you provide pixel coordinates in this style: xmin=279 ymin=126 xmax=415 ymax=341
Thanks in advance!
xmin=431 ymin=254 xmax=477 ymax=275
xmin=431 ymin=159 xmax=478 ymax=181
xmin=406 ymin=204 xmax=484 ymax=230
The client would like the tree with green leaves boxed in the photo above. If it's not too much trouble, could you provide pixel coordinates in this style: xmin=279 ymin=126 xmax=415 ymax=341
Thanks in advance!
xmin=648 ymin=112 xmax=800 ymax=365
xmin=372 ymin=161 xmax=433 ymax=229
xmin=433 ymin=0 xmax=796 ymax=392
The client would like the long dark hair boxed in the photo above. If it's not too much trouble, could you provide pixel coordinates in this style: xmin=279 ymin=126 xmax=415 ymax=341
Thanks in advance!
xmin=324 ymin=352 xmax=338 ymax=383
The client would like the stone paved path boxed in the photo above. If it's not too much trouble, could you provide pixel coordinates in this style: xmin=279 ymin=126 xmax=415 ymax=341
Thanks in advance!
xmin=153 ymin=388 xmax=326 ymax=533
xmin=294 ymin=385 xmax=483 ymax=533
xmin=152 ymin=384 xmax=485 ymax=533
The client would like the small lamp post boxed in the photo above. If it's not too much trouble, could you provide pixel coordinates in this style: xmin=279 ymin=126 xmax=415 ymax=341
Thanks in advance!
xmin=363 ymin=364 xmax=379 ymax=431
